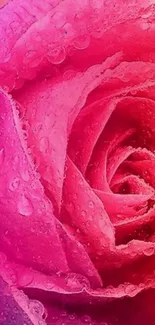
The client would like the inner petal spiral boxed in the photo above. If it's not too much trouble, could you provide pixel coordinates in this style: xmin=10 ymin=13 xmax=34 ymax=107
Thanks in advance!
xmin=67 ymin=95 xmax=155 ymax=247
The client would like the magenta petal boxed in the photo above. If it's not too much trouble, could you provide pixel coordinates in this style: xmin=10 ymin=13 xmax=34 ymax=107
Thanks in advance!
xmin=0 ymin=89 xmax=102 ymax=287
xmin=0 ymin=0 xmax=121 ymax=90
xmin=0 ymin=0 xmax=155 ymax=90
xmin=0 ymin=254 xmax=46 ymax=325
xmin=0 ymin=88 xmax=69 ymax=273
xmin=0 ymin=277 xmax=35 ymax=325
xmin=68 ymin=97 xmax=117 ymax=175
xmin=46 ymin=290 xmax=155 ymax=325
xmin=95 ymin=190 xmax=153 ymax=223
xmin=62 ymin=156 xmax=115 ymax=254
xmin=45 ymin=304 xmax=112 ymax=325
xmin=14 ymin=52 xmax=121 ymax=208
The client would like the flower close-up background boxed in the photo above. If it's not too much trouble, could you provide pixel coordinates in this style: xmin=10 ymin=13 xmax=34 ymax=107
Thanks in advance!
xmin=1 ymin=0 xmax=155 ymax=324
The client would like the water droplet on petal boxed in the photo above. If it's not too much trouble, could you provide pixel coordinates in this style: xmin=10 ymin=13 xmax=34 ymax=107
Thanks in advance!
xmin=82 ymin=315 xmax=92 ymax=323
xmin=0 ymin=148 xmax=4 ymax=165
xmin=61 ymin=311 xmax=67 ymax=318
xmin=9 ymin=177 xmax=20 ymax=191
xmin=125 ymin=284 xmax=138 ymax=297
xmin=81 ymin=210 xmax=86 ymax=217
xmin=63 ymin=69 xmax=76 ymax=80
xmin=21 ymin=170 xmax=30 ymax=182
xmin=90 ymin=0 xmax=104 ymax=8
xmin=47 ymin=46 xmax=66 ymax=64
xmin=69 ymin=314 xmax=76 ymax=320
xmin=73 ymin=34 xmax=90 ymax=49
xmin=144 ymin=245 xmax=155 ymax=256
xmin=52 ymin=11 xmax=66 ymax=28
xmin=28 ymin=300 xmax=44 ymax=317
xmin=141 ymin=22 xmax=150 ymax=30
xmin=141 ymin=12 xmax=152 ymax=19
xmin=0 ymin=252 xmax=7 ymax=264
xmin=19 ymin=273 xmax=34 ymax=287
xmin=10 ymin=274 xmax=17 ymax=284
xmin=89 ymin=19 xmax=104 ymax=38
xmin=24 ymin=50 xmax=42 ymax=67
xmin=89 ymin=201 xmax=94 ymax=208
xmin=39 ymin=137 xmax=49 ymax=153
xmin=38 ymin=320 xmax=46 ymax=325
xmin=18 ymin=195 xmax=33 ymax=216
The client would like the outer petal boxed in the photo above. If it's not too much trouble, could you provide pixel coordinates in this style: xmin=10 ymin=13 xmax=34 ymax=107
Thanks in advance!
xmin=4 ymin=249 xmax=155 ymax=325
xmin=62 ymin=156 xmax=115 ymax=254
xmin=0 ymin=88 xmax=102 ymax=287
xmin=0 ymin=253 xmax=46 ymax=325
xmin=44 ymin=290 xmax=155 ymax=325
xmin=15 ymin=53 xmax=121 ymax=208
xmin=0 ymin=0 xmax=155 ymax=90
xmin=0 ymin=278 xmax=38 ymax=325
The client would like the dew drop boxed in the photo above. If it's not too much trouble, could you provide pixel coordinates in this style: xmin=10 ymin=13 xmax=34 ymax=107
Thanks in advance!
xmin=141 ymin=12 xmax=152 ymax=19
xmin=89 ymin=19 xmax=104 ymax=38
xmin=39 ymin=137 xmax=49 ymax=153
xmin=0 ymin=148 xmax=4 ymax=165
xmin=125 ymin=284 xmax=137 ymax=297
xmin=79 ymin=178 xmax=83 ymax=185
xmin=63 ymin=69 xmax=76 ymax=80
xmin=52 ymin=11 xmax=66 ymax=28
xmin=47 ymin=46 xmax=66 ymax=64
xmin=38 ymin=321 xmax=46 ymax=325
xmin=65 ymin=274 xmax=80 ymax=289
xmin=19 ymin=273 xmax=34 ymax=287
xmin=24 ymin=50 xmax=42 ymax=67
xmin=73 ymin=34 xmax=90 ymax=50
xmin=69 ymin=313 xmax=76 ymax=320
xmin=82 ymin=315 xmax=92 ymax=323
xmin=144 ymin=245 xmax=155 ymax=256
xmin=0 ymin=252 xmax=7 ymax=264
xmin=10 ymin=274 xmax=17 ymax=284
xmin=61 ymin=311 xmax=67 ymax=318
xmin=141 ymin=22 xmax=150 ymax=30
xmin=21 ymin=170 xmax=30 ymax=182
xmin=130 ymin=88 xmax=137 ymax=95
xmin=18 ymin=195 xmax=33 ymax=216
xmin=89 ymin=201 xmax=94 ymax=208
xmin=81 ymin=210 xmax=86 ymax=217
xmin=9 ymin=177 xmax=20 ymax=191
xmin=63 ymin=23 xmax=75 ymax=37
xmin=68 ymin=202 xmax=74 ymax=213
xmin=28 ymin=300 xmax=44 ymax=317
xmin=90 ymin=0 xmax=104 ymax=8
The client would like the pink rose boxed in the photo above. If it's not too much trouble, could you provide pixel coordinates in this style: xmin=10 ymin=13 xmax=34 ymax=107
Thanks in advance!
xmin=1 ymin=0 xmax=155 ymax=324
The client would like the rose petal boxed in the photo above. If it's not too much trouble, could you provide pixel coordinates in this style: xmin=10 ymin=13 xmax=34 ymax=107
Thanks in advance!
xmin=124 ymin=160 xmax=155 ymax=189
xmin=0 ymin=88 xmax=102 ymax=287
xmin=14 ymin=53 xmax=121 ymax=208
xmin=45 ymin=304 xmax=112 ymax=325
xmin=68 ymin=97 xmax=117 ymax=175
xmin=115 ymin=204 xmax=155 ymax=244
xmin=0 ymin=0 xmax=155 ymax=90
xmin=62 ymin=156 xmax=115 ymax=254
xmin=95 ymin=190 xmax=153 ymax=223
xmin=0 ymin=89 xmax=70 ymax=273
xmin=86 ymin=125 xmax=135 ymax=192
xmin=88 ymin=61 xmax=155 ymax=103
xmin=44 ymin=290 xmax=155 ymax=325
xmin=13 ymin=241 xmax=155 ymax=300
xmin=0 ymin=253 xmax=46 ymax=325
xmin=0 ymin=277 xmax=38 ymax=325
